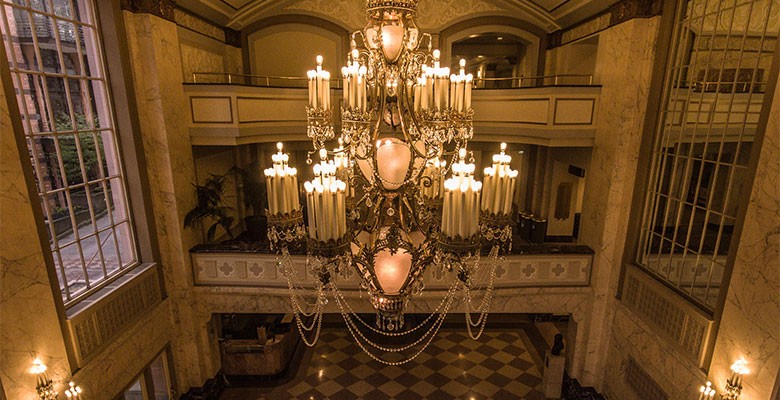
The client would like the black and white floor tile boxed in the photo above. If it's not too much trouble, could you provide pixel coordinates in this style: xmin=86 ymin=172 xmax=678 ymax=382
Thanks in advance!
xmin=221 ymin=329 xmax=546 ymax=400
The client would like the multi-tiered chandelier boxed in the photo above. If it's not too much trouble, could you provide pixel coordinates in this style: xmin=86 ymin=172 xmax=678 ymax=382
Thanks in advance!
xmin=264 ymin=0 xmax=518 ymax=364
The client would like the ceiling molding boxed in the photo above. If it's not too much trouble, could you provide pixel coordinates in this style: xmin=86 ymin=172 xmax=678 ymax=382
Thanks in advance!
xmin=493 ymin=0 xmax=562 ymax=31
xmin=180 ymin=0 xmax=625 ymax=34
xmin=227 ymin=0 xmax=300 ymax=29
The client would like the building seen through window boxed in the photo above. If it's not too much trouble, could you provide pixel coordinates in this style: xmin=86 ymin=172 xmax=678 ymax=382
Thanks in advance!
xmin=1 ymin=0 xmax=137 ymax=304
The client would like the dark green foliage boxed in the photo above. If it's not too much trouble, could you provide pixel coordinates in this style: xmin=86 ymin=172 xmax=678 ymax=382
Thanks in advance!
xmin=52 ymin=113 xmax=105 ymax=183
xmin=184 ymin=173 xmax=235 ymax=243
xmin=227 ymin=165 xmax=267 ymax=217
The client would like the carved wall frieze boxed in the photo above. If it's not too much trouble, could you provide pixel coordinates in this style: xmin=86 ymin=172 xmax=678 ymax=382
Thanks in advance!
xmin=121 ymin=0 xmax=176 ymax=22
xmin=548 ymin=0 xmax=662 ymax=48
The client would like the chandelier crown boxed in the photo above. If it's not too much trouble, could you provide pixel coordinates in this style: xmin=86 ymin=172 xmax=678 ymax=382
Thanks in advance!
xmin=366 ymin=0 xmax=418 ymax=14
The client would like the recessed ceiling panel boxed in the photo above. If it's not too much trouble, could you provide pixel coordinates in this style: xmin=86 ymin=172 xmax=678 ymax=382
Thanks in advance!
xmin=222 ymin=0 xmax=254 ymax=9
xmin=528 ymin=0 xmax=569 ymax=12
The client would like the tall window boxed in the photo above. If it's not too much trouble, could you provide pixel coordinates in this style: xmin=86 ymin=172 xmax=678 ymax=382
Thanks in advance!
xmin=1 ymin=0 xmax=137 ymax=305
xmin=636 ymin=0 xmax=777 ymax=310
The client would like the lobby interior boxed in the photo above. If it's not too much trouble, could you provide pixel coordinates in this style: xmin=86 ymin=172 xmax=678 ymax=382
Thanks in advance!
xmin=0 ymin=0 xmax=778 ymax=399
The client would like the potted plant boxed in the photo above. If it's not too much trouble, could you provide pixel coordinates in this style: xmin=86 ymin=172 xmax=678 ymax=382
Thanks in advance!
xmin=184 ymin=173 xmax=235 ymax=244
xmin=230 ymin=164 xmax=268 ymax=242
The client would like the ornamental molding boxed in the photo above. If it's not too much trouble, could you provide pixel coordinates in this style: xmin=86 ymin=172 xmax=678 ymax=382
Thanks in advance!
xmin=121 ymin=0 xmax=176 ymax=22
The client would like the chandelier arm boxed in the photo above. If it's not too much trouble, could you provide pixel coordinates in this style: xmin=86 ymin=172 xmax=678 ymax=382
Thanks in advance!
xmin=293 ymin=300 xmax=325 ymax=347
xmin=333 ymin=285 xmax=457 ymax=365
xmin=279 ymin=251 xmax=322 ymax=310
xmin=463 ymin=246 xmax=500 ymax=336
xmin=397 ymin=83 xmax=431 ymax=166
xmin=333 ymin=290 xmax=450 ymax=349
xmin=340 ymin=305 xmax=443 ymax=352
xmin=464 ymin=254 xmax=498 ymax=307
xmin=330 ymin=282 xmax=456 ymax=336
xmin=284 ymin=271 xmax=324 ymax=319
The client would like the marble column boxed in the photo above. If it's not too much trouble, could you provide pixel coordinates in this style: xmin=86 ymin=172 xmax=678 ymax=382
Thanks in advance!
xmin=122 ymin=10 xmax=221 ymax=392
xmin=0 ymin=44 xmax=72 ymax=400
xmin=575 ymin=16 xmax=660 ymax=387
xmin=708 ymin=66 xmax=780 ymax=400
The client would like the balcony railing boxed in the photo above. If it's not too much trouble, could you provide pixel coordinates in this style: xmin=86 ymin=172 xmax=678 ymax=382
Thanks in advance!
xmin=190 ymin=72 xmax=594 ymax=88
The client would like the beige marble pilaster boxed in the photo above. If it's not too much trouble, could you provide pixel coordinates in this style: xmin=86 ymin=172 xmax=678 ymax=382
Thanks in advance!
xmin=0 ymin=46 xmax=71 ymax=400
xmin=576 ymin=17 xmax=660 ymax=387
xmin=123 ymin=10 xmax=221 ymax=392
xmin=708 ymin=65 xmax=780 ymax=400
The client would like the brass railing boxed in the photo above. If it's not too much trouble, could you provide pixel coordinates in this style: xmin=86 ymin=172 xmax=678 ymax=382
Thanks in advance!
xmin=190 ymin=72 xmax=595 ymax=88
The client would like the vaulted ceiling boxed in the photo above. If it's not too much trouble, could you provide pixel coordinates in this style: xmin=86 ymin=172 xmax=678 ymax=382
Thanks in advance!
xmin=178 ymin=0 xmax=620 ymax=33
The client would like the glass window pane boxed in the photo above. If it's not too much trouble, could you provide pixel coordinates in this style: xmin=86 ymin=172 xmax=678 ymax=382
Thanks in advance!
xmin=85 ymin=79 xmax=111 ymax=128
xmin=68 ymin=185 xmax=92 ymax=234
xmin=123 ymin=379 xmax=144 ymax=400
xmin=57 ymin=134 xmax=84 ymax=185
xmin=58 ymin=241 xmax=86 ymax=295
xmin=81 ymin=233 xmax=105 ymax=284
xmin=149 ymin=353 xmax=171 ymax=400
xmin=99 ymin=130 xmax=120 ymax=175
xmin=115 ymin=222 xmax=135 ymax=268
xmin=108 ymin=177 xmax=129 ymax=223
xmin=52 ymin=0 xmax=75 ymax=19
xmin=98 ymin=228 xmax=120 ymax=274
xmin=79 ymin=132 xmax=102 ymax=181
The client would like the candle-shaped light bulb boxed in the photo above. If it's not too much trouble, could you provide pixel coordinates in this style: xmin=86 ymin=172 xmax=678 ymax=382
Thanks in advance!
xmin=31 ymin=358 xmax=46 ymax=374
xmin=460 ymin=58 xmax=466 ymax=74
xmin=433 ymin=49 xmax=440 ymax=60
xmin=319 ymin=148 xmax=328 ymax=161
xmin=500 ymin=142 xmax=507 ymax=153
xmin=351 ymin=49 xmax=359 ymax=62
xmin=316 ymin=55 xmax=323 ymax=66
xmin=459 ymin=148 xmax=467 ymax=161
xmin=277 ymin=142 xmax=283 ymax=152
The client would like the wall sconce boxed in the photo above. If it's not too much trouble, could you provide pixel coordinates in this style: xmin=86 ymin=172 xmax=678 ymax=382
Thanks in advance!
xmin=64 ymin=381 xmax=83 ymax=399
xmin=698 ymin=381 xmax=716 ymax=399
xmin=722 ymin=359 xmax=748 ymax=400
xmin=30 ymin=359 xmax=56 ymax=400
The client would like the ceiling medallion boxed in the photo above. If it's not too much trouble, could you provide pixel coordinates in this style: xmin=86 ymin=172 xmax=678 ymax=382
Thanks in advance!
xmin=264 ymin=0 xmax=517 ymax=364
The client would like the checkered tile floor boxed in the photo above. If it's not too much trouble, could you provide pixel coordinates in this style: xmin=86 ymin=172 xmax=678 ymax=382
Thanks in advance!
xmin=221 ymin=329 xmax=545 ymax=400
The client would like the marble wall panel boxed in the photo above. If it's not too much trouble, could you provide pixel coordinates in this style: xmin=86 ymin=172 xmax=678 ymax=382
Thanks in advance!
xmin=576 ymin=17 xmax=661 ymax=387
xmin=602 ymin=305 xmax=706 ymax=400
xmin=70 ymin=300 xmax=173 ymax=398
xmin=708 ymin=63 xmax=780 ymax=400
xmin=0 ymin=46 xmax=71 ymax=400
xmin=123 ymin=11 xmax=222 ymax=392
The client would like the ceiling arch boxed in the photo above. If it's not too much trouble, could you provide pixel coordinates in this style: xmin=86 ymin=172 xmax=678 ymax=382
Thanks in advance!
xmin=177 ymin=0 xmax=623 ymax=33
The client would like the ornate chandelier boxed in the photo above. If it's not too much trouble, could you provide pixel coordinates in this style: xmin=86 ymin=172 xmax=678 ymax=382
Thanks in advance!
xmin=264 ymin=0 xmax=518 ymax=364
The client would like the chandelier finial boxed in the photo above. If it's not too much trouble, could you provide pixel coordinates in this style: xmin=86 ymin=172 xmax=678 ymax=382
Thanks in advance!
xmin=366 ymin=0 xmax=418 ymax=14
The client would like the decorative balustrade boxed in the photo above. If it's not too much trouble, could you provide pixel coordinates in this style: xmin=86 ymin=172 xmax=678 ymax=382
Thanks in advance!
xmin=191 ymin=250 xmax=592 ymax=290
